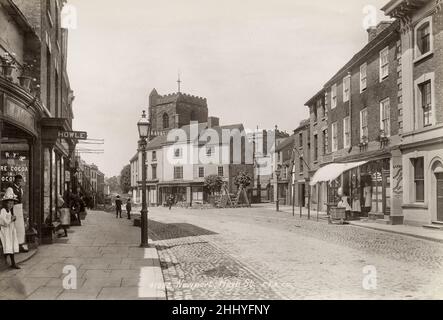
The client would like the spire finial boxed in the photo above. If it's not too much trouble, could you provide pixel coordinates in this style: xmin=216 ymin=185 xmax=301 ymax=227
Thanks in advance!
xmin=177 ymin=70 xmax=182 ymax=93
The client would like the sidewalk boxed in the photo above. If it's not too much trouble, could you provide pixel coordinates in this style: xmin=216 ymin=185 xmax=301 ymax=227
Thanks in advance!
xmin=256 ymin=203 xmax=443 ymax=243
xmin=0 ymin=210 xmax=166 ymax=300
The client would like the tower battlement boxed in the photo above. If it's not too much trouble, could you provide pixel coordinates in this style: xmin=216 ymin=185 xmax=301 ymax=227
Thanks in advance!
xmin=151 ymin=91 xmax=207 ymax=107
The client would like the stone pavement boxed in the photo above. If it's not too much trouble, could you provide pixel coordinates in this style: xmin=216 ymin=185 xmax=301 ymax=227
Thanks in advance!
xmin=261 ymin=203 xmax=443 ymax=243
xmin=0 ymin=211 xmax=166 ymax=300
xmin=148 ymin=205 xmax=443 ymax=300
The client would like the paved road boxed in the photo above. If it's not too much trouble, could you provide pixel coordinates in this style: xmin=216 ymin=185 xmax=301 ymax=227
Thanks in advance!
xmin=148 ymin=205 xmax=443 ymax=300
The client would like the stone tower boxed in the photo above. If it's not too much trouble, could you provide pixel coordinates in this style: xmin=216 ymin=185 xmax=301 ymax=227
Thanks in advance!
xmin=148 ymin=89 xmax=209 ymax=135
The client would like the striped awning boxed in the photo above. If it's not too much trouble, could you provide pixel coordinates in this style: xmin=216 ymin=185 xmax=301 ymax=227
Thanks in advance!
xmin=310 ymin=161 xmax=369 ymax=186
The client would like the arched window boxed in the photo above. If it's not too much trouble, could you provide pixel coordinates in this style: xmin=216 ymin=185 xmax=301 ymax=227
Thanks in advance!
xmin=163 ymin=113 xmax=169 ymax=129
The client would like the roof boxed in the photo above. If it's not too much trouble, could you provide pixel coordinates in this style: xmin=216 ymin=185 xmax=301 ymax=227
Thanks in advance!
xmin=130 ymin=153 xmax=138 ymax=162
xmin=276 ymin=135 xmax=295 ymax=152
xmin=146 ymin=122 xmax=246 ymax=150
xmin=304 ymin=19 xmax=399 ymax=105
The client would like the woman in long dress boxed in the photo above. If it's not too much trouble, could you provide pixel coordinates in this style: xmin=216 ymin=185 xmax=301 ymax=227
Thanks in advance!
xmin=0 ymin=189 xmax=20 ymax=269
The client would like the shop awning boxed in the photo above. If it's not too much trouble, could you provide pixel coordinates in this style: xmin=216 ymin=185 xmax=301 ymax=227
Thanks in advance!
xmin=310 ymin=161 xmax=369 ymax=186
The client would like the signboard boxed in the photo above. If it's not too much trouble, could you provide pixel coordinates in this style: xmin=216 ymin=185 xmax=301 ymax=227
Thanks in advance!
xmin=58 ymin=131 xmax=88 ymax=140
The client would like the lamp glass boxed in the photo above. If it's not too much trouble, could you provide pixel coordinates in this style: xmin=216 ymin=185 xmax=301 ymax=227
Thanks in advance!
xmin=138 ymin=110 xmax=150 ymax=138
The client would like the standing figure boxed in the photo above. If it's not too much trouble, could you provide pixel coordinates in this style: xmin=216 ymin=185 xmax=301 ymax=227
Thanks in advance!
xmin=10 ymin=175 xmax=28 ymax=253
xmin=167 ymin=195 xmax=175 ymax=211
xmin=57 ymin=194 xmax=69 ymax=238
xmin=115 ymin=195 xmax=122 ymax=218
xmin=126 ymin=199 xmax=132 ymax=220
xmin=0 ymin=189 xmax=20 ymax=269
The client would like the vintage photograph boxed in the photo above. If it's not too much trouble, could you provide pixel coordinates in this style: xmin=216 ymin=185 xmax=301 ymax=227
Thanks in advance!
xmin=0 ymin=0 xmax=442 ymax=302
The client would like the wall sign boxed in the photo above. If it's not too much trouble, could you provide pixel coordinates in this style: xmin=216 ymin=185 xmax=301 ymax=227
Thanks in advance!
xmin=58 ymin=131 xmax=88 ymax=140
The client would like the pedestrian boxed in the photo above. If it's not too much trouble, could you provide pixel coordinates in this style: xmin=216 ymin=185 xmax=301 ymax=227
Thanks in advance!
xmin=115 ymin=195 xmax=122 ymax=218
xmin=57 ymin=194 xmax=69 ymax=238
xmin=10 ymin=175 xmax=28 ymax=253
xmin=168 ymin=195 xmax=174 ymax=211
xmin=126 ymin=198 xmax=132 ymax=220
xmin=0 ymin=189 xmax=20 ymax=269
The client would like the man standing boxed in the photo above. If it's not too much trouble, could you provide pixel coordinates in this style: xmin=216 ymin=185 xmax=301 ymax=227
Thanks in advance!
xmin=126 ymin=198 xmax=132 ymax=220
xmin=10 ymin=175 xmax=28 ymax=253
xmin=115 ymin=195 xmax=122 ymax=219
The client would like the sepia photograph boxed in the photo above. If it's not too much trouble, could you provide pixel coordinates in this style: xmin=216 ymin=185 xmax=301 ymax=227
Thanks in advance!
xmin=0 ymin=0 xmax=442 ymax=306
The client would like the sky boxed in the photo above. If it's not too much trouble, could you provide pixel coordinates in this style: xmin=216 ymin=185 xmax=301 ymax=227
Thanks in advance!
xmin=67 ymin=0 xmax=389 ymax=178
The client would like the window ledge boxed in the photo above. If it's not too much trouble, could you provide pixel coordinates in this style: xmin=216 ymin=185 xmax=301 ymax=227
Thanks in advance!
xmin=414 ymin=51 xmax=433 ymax=64
xmin=402 ymin=203 xmax=428 ymax=209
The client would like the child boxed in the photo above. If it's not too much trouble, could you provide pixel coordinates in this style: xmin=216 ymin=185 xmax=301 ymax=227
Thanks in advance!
xmin=0 ymin=189 xmax=20 ymax=269
xmin=126 ymin=199 xmax=132 ymax=220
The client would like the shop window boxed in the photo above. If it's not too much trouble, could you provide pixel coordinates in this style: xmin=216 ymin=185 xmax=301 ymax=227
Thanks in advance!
xmin=412 ymin=157 xmax=424 ymax=202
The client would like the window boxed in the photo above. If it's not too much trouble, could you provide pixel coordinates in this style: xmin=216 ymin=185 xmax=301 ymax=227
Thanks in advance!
xmin=174 ymin=166 xmax=183 ymax=180
xmin=380 ymin=98 xmax=391 ymax=136
xmin=152 ymin=151 xmax=157 ymax=161
xmin=332 ymin=122 xmax=338 ymax=152
xmin=206 ymin=146 xmax=214 ymax=157
xmin=198 ymin=167 xmax=205 ymax=178
xmin=299 ymin=133 xmax=303 ymax=148
xmin=313 ymin=134 xmax=318 ymax=161
xmin=152 ymin=165 xmax=157 ymax=180
xmin=419 ymin=80 xmax=432 ymax=127
xmin=322 ymin=129 xmax=328 ymax=155
xmin=299 ymin=157 xmax=304 ymax=173
xmin=163 ymin=113 xmax=169 ymax=129
xmin=331 ymin=84 xmax=337 ymax=109
xmin=412 ymin=157 xmax=424 ymax=202
xmin=313 ymin=105 xmax=318 ymax=122
xmin=380 ymin=47 xmax=389 ymax=81
xmin=343 ymin=117 xmax=351 ymax=148
xmin=360 ymin=63 xmax=367 ymax=92
xmin=343 ymin=76 xmax=350 ymax=102
xmin=218 ymin=166 xmax=224 ymax=177
xmin=360 ymin=109 xmax=368 ymax=141
xmin=174 ymin=148 xmax=182 ymax=158
xmin=416 ymin=21 xmax=431 ymax=58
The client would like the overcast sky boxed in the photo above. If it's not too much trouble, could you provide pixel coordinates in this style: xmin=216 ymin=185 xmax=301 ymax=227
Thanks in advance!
xmin=68 ymin=0 xmax=388 ymax=177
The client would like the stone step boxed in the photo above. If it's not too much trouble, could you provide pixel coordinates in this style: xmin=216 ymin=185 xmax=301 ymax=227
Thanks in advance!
xmin=376 ymin=218 xmax=391 ymax=225
xmin=423 ymin=224 xmax=443 ymax=230
xmin=431 ymin=221 xmax=443 ymax=226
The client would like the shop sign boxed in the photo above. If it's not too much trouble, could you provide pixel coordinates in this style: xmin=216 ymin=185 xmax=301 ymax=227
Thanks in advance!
xmin=65 ymin=170 xmax=71 ymax=182
xmin=58 ymin=131 xmax=88 ymax=140
xmin=0 ymin=151 xmax=29 ymax=186
xmin=4 ymin=99 xmax=36 ymax=134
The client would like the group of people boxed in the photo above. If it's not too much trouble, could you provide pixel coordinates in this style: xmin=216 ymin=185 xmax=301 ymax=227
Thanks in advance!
xmin=115 ymin=195 xmax=132 ymax=219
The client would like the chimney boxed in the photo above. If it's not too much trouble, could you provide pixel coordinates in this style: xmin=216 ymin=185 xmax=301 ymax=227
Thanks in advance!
xmin=367 ymin=21 xmax=393 ymax=43
xmin=207 ymin=117 xmax=220 ymax=128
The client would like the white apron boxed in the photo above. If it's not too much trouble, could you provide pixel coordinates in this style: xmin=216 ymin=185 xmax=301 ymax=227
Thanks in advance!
xmin=13 ymin=203 xmax=26 ymax=245
xmin=0 ymin=209 xmax=20 ymax=254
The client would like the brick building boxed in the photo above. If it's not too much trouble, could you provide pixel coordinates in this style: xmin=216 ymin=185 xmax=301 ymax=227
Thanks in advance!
xmin=0 ymin=0 xmax=76 ymax=247
xmin=383 ymin=0 xmax=443 ymax=226
xmin=303 ymin=0 xmax=442 ymax=226
xmin=305 ymin=19 xmax=403 ymax=222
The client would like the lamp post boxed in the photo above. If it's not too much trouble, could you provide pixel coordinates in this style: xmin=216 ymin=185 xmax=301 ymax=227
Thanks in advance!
xmin=275 ymin=168 xmax=280 ymax=212
xmin=137 ymin=110 xmax=151 ymax=248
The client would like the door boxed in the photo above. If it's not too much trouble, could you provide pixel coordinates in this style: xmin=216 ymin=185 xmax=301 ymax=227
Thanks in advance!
xmin=382 ymin=169 xmax=391 ymax=217
xmin=437 ymin=173 xmax=443 ymax=222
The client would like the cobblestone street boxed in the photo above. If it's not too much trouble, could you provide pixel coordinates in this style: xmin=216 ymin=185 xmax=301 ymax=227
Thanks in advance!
xmin=148 ymin=205 xmax=443 ymax=300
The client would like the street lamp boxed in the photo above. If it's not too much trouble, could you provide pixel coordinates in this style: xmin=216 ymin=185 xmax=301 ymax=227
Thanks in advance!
xmin=137 ymin=110 xmax=151 ymax=248
xmin=275 ymin=168 xmax=281 ymax=212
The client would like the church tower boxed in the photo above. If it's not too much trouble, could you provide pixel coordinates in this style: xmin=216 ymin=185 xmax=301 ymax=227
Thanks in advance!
xmin=148 ymin=88 xmax=209 ymax=136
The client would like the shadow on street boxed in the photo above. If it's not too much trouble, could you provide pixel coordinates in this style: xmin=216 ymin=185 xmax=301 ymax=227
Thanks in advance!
xmin=147 ymin=219 xmax=217 ymax=241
